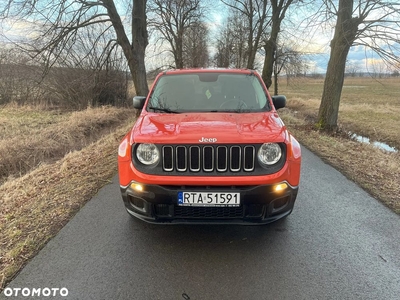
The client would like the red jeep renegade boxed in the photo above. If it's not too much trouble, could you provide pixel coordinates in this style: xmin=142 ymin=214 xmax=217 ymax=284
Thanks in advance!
xmin=118 ymin=69 xmax=301 ymax=224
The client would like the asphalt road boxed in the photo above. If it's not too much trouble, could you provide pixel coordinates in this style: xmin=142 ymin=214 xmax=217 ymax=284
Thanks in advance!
xmin=2 ymin=147 xmax=400 ymax=300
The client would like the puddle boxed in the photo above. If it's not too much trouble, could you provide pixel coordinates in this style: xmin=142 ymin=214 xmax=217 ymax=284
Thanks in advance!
xmin=349 ymin=132 xmax=398 ymax=153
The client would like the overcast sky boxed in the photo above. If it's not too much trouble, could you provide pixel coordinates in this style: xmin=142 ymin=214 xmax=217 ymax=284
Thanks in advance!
xmin=1 ymin=1 xmax=397 ymax=75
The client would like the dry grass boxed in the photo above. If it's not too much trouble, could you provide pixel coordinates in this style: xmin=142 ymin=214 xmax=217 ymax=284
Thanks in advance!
xmin=0 ymin=106 xmax=69 ymax=140
xmin=278 ymin=76 xmax=400 ymax=214
xmin=0 ymin=118 xmax=135 ymax=291
xmin=281 ymin=76 xmax=400 ymax=149
xmin=0 ymin=106 xmax=133 ymax=184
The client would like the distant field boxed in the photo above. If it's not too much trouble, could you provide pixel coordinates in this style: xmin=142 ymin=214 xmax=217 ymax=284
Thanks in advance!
xmin=278 ymin=77 xmax=400 ymax=149
xmin=276 ymin=76 xmax=399 ymax=216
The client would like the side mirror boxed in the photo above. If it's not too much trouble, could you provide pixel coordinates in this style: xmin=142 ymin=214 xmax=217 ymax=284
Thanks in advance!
xmin=133 ymin=96 xmax=146 ymax=109
xmin=272 ymin=95 xmax=286 ymax=110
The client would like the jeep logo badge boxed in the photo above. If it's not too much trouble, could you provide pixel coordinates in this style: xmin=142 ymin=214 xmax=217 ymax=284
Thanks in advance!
xmin=199 ymin=137 xmax=217 ymax=143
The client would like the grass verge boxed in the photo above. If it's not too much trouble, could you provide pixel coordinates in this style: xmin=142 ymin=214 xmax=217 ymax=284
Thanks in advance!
xmin=279 ymin=108 xmax=400 ymax=215
xmin=0 ymin=117 xmax=135 ymax=291
xmin=277 ymin=77 xmax=399 ymax=214
xmin=0 ymin=106 xmax=133 ymax=184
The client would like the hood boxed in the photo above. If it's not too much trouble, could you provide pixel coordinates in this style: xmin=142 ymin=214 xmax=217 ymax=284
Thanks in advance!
xmin=132 ymin=112 xmax=287 ymax=144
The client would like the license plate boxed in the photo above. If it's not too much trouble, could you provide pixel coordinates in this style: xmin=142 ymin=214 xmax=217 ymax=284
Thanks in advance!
xmin=177 ymin=192 xmax=240 ymax=207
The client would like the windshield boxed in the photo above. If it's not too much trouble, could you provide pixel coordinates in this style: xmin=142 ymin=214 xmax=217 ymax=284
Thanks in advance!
xmin=147 ymin=73 xmax=271 ymax=113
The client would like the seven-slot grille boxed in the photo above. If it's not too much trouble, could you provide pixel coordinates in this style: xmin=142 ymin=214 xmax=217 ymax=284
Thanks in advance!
xmin=162 ymin=145 xmax=255 ymax=173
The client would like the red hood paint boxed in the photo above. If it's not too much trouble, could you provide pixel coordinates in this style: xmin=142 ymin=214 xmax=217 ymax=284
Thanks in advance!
xmin=131 ymin=112 xmax=287 ymax=144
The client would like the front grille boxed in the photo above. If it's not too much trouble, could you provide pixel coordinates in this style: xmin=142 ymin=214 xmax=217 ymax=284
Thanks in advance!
xmin=162 ymin=145 xmax=255 ymax=173
xmin=173 ymin=206 xmax=244 ymax=219
xmin=132 ymin=143 xmax=286 ymax=176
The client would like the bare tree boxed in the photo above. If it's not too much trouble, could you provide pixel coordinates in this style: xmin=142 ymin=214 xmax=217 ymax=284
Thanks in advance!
xmin=213 ymin=21 xmax=235 ymax=67
xmin=345 ymin=61 xmax=361 ymax=77
xmin=283 ymin=50 xmax=308 ymax=79
xmin=261 ymin=0 xmax=298 ymax=88
xmin=148 ymin=0 xmax=205 ymax=69
xmin=273 ymin=46 xmax=304 ymax=95
xmin=0 ymin=34 xmax=128 ymax=109
xmin=317 ymin=0 xmax=400 ymax=131
xmin=182 ymin=21 xmax=209 ymax=67
xmin=221 ymin=0 xmax=269 ymax=69
xmin=46 ymin=24 xmax=129 ymax=108
xmin=227 ymin=10 xmax=250 ymax=68
xmin=0 ymin=48 xmax=37 ymax=105
xmin=0 ymin=0 xmax=149 ymax=97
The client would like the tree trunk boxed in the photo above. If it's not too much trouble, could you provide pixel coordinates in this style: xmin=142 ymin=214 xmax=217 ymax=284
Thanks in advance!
xmin=131 ymin=0 xmax=149 ymax=97
xmin=261 ymin=0 xmax=281 ymax=88
xmin=246 ymin=0 xmax=267 ymax=70
xmin=317 ymin=0 xmax=359 ymax=131
xmin=247 ymin=0 xmax=255 ymax=69
xmin=317 ymin=46 xmax=350 ymax=131
xmin=103 ymin=0 xmax=149 ymax=110
xmin=261 ymin=0 xmax=293 ymax=89
xmin=175 ymin=35 xmax=184 ymax=69
xmin=262 ymin=39 xmax=276 ymax=88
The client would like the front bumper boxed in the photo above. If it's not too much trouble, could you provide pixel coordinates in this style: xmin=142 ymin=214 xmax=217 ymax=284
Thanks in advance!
xmin=120 ymin=181 xmax=298 ymax=225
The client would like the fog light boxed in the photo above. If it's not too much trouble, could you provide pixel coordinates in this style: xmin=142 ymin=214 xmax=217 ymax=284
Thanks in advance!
xmin=131 ymin=197 xmax=145 ymax=209
xmin=130 ymin=182 xmax=144 ymax=192
xmin=274 ymin=183 xmax=288 ymax=192
xmin=129 ymin=196 xmax=146 ymax=213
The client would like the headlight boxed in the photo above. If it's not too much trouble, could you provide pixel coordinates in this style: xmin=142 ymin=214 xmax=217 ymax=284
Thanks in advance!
xmin=136 ymin=143 xmax=160 ymax=165
xmin=257 ymin=143 xmax=282 ymax=166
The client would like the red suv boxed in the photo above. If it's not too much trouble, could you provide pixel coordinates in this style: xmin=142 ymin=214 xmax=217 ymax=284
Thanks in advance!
xmin=118 ymin=69 xmax=301 ymax=224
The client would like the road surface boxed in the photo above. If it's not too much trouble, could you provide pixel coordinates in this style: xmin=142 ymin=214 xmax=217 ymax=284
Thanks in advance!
xmin=1 ymin=147 xmax=400 ymax=299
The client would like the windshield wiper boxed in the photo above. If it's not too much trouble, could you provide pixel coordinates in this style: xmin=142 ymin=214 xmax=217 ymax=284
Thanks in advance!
xmin=148 ymin=106 xmax=180 ymax=114
xmin=205 ymin=109 xmax=249 ymax=113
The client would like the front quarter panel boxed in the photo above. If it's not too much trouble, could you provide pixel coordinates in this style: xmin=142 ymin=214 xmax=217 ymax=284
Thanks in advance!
xmin=118 ymin=130 xmax=134 ymax=186
xmin=286 ymin=133 xmax=301 ymax=186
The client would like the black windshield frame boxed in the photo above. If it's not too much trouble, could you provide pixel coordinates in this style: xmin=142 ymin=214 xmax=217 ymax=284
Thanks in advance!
xmin=146 ymin=72 xmax=272 ymax=113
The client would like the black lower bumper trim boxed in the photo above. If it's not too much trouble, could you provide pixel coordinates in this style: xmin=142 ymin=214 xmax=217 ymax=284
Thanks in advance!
xmin=120 ymin=182 xmax=298 ymax=225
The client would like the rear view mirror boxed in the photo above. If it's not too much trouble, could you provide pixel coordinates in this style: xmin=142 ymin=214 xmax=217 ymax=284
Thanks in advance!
xmin=272 ymin=95 xmax=286 ymax=110
xmin=133 ymin=96 xmax=146 ymax=109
